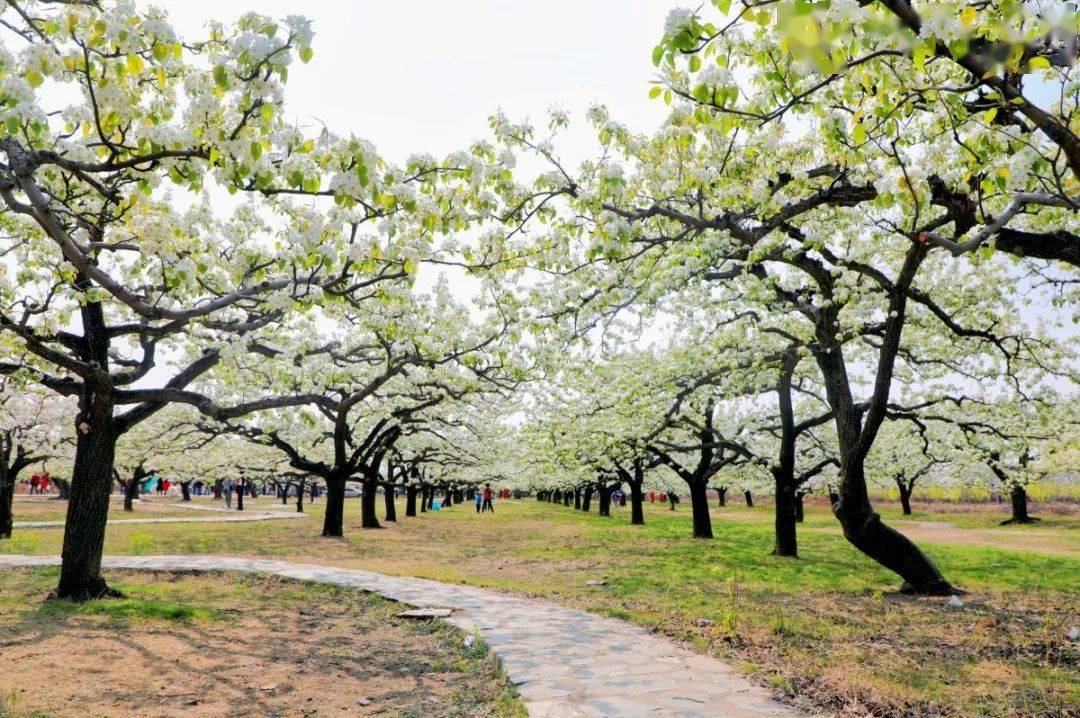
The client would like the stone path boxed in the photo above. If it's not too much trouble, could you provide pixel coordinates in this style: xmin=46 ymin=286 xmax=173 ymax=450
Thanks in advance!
xmin=0 ymin=555 xmax=804 ymax=718
xmin=13 ymin=513 xmax=308 ymax=529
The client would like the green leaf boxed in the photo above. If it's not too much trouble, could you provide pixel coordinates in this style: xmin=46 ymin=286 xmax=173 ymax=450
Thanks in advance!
xmin=689 ymin=55 xmax=702 ymax=72
xmin=651 ymin=44 xmax=665 ymax=67
xmin=4 ymin=116 xmax=20 ymax=134
xmin=299 ymin=46 xmax=314 ymax=63
xmin=983 ymin=107 xmax=998 ymax=124
xmin=24 ymin=70 xmax=43 ymax=88
xmin=213 ymin=65 xmax=229 ymax=89
xmin=261 ymin=103 xmax=274 ymax=122
xmin=250 ymin=142 xmax=262 ymax=160
xmin=153 ymin=43 xmax=169 ymax=61
xmin=852 ymin=123 xmax=866 ymax=145
xmin=648 ymin=86 xmax=663 ymax=99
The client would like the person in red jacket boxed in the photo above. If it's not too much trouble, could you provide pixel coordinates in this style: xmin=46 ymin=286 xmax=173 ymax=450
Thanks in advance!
xmin=481 ymin=484 xmax=494 ymax=513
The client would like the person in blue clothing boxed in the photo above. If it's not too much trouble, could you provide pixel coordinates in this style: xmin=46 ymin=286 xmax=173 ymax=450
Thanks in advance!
xmin=475 ymin=489 xmax=483 ymax=513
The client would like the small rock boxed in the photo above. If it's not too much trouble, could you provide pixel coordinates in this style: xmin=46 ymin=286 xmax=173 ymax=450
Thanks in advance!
xmin=356 ymin=697 xmax=372 ymax=706
xmin=585 ymin=579 xmax=606 ymax=586
xmin=946 ymin=595 xmax=964 ymax=608
xmin=259 ymin=683 xmax=279 ymax=692
xmin=695 ymin=617 xmax=715 ymax=627
xmin=398 ymin=608 xmax=452 ymax=618
xmin=182 ymin=699 xmax=199 ymax=707
xmin=464 ymin=635 xmax=475 ymax=648
xmin=1066 ymin=626 xmax=1079 ymax=641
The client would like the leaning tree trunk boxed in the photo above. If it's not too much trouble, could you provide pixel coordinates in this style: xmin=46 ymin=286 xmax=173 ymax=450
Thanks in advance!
xmin=628 ymin=480 xmax=644 ymax=526
xmin=835 ymin=462 xmax=954 ymax=595
xmin=1001 ymin=484 xmax=1038 ymax=525
xmin=405 ymin=486 xmax=418 ymax=517
xmin=716 ymin=486 xmax=727 ymax=507
xmin=323 ymin=477 xmax=346 ymax=537
xmin=688 ymin=481 xmax=713 ymax=539
xmin=581 ymin=486 xmax=593 ymax=513
xmin=57 ymin=388 xmax=122 ymax=601
xmin=743 ymin=490 xmax=753 ymax=507
xmin=772 ymin=470 xmax=798 ymax=557
xmin=361 ymin=478 xmax=381 ymax=529
xmin=897 ymin=479 xmax=913 ymax=516
xmin=383 ymin=485 xmax=397 ymax=522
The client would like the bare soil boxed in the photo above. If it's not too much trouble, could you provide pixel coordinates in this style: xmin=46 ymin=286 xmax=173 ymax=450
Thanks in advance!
xmin=0 ymin=569 xmax=522 ymax=718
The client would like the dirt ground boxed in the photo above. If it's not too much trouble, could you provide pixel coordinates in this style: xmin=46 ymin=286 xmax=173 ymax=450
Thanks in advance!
xmin=0 ymin=569 xmax=522 ymax=718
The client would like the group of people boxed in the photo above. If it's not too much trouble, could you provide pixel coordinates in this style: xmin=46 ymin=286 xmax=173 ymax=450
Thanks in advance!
xmin=474 ymin=484 xmax=497 ymax=513
xmin=24 ymin=471 xmax=52 ymax=494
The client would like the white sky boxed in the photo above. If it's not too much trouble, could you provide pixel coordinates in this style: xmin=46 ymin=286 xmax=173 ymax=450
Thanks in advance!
xmin=154 ymin=0 xmax=673 ymax=167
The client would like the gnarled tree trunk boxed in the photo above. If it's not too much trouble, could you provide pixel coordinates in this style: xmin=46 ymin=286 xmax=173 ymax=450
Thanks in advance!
xmin=383 ymin=484 xmax=397 ymax=522
xmin=1001 ymin=484 xmax=1038 ymax=525
xmin=361 ymin=478 xmax=381 ymax=528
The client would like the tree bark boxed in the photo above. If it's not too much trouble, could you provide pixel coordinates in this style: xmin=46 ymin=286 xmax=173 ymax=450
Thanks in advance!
xmin=57 ymin=384 xmax=122 ymax=601
xmin=716 ymin=486 xmax=727 ymax=507
xmin=897 ymin=479 xmax=913 ymax=516
xmin=581 ymin=486 xmax=593 ymax=512
xmin=743 ymin=490 xmax=753 ymax=507
xmin=383 ymin=484 xmax=397 ymax=522
xmin=628 ymin=479 xmax=644 ymax=525
xmin=295 ymin=480 xmax=305 ymax=513
xmin=0 ymin=458 xmax=12 ymax=540
xmin=1001 ymin=484 xmax=1038 ymax=525
xmin=597 ymin=484 xmax=611 ymax=517
xmin=794 ymin=493 xmax=805 ymax=523
xmin=573 ymin=488 xmax=581 ymax=510
xmin=180 ymin=481 xmax=191 ymax=502
xmin=405 ymin=486 xmax=418 ymax=517
xmin=235 ymin=483 xmax=244 ymax=511
xmin=361 ymin=478 xmax=381 ymax=528
xmin=772 ymin=470 xmax=798 ymax=557
xmin=688 ymin=481 xmax=713 ymax=539
xmin=323 ymin=477 xmax=345 ymax=537
xmin=835 ymin=462 xmax=954 ymax=595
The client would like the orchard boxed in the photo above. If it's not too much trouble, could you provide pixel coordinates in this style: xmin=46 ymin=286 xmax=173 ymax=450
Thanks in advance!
xmin=0 ymin=2 xmax=1076 ymax=716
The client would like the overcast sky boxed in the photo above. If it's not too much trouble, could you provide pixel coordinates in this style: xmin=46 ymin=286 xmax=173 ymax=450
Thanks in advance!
xmin=154 ymin=1 xmax=673 ymax=166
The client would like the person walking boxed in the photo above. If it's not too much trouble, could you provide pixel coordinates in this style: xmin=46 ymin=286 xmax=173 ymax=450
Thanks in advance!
xmin=475 ymin=489 xmax=483 ymax=514
xmin=223 ymin=477 xmax=234 ymax=509
xmin=481 ymin=484 xmax=494 ymax=513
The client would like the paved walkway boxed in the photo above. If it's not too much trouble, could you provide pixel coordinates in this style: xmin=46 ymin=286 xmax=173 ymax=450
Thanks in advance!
xmin=13 ymin=513 xmax=308 ymax=529
xmin=0 ymin=555 xmax=803 ymax=717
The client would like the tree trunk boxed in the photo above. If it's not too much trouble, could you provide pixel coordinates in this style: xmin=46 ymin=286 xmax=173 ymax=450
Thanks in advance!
xmin=57 ymin=387 xmax=122 ymax=601
xmin=688 ymin=481 xmax=713 ymax=539
xmin=123 ymin=472 xmax=140 ymax=512
xmin=295 ymin=481 xmax=305 ymax=513
xmin=716 ymin=486 xmax=727 ymax=507
xmin=794 ymin=493 xmax=805 ymax=523
xmin=743 ymin=490 xmax=753 ymax=507
xmin=573 ymin=488 xmax=581 ymax=510
xmin=835 ymin=462 xmax=953 ymax=595
xmin=581 ymin=486 xmax=593 ymax=512
xmin=0 ymin=461 xmax=13 ymax=540
xmin=383 ymin=485 xmax=397 ymax=522
xmin=361 ymin=478 xmax=381 ymax=528
xmin=405 ymin=486 xmax=418 ymax=517
xmin=420 ymin=486 xmax=429 ymax=513
xmin=213 ymin=479 xmax=222 ymax=499
xmin=180 ymin=481 xmax=191 ymax=502
xmin=443 ymin=487 xmax=453 ymax=508
xmin=897 ymin=479 xmax=913 ymax=515
xmin=628 ymin=480 xmax=644 ymax=525
xmin=236 ymin=484 xmax=244 ymax=511
xmin=597 ymin=485 xmax=611 ymax=517
xmin=323 ymin=477 xmax=345 ymax=537
xmin=772 ymin=470 xmax=798 ymax=557
xmin=1001 ymin=484 xmax=1038 ymax=525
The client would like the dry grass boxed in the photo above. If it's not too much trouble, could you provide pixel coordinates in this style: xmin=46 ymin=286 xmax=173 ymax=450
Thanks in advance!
xmin=0 ymin=567 xmax=524 ymax=718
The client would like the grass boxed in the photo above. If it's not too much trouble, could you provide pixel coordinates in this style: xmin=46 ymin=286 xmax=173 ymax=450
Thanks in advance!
xmin=1 ymin=496 xmax=1077 ymax=716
